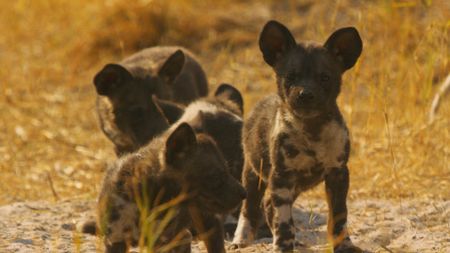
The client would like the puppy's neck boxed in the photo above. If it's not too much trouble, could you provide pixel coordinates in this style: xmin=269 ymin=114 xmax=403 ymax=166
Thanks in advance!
xmin=277 ymin=102 xmax=342 ymax=142
xmin=280 ymin=102 xmax=338 ymax=123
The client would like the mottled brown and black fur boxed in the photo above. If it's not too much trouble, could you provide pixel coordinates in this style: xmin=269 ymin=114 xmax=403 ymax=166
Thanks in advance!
xmin=96 ymin=123 xmax=246 ymax=253
xmin=167 ymin=83 xmax=244 ymax=181
xmin=81 ymin=84 xmax=245 ymax=239
xmin=163 ymin=84 xmax=245 ymax=237
xmin=232 ymin=21 xmax=363 ymax=252
xmin=94 ymin=46 xmax=207 ymax=155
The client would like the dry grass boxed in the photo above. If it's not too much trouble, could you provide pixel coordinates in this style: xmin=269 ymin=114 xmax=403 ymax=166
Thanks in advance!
xmin=0 ymin=0 xmax=449 ymax=206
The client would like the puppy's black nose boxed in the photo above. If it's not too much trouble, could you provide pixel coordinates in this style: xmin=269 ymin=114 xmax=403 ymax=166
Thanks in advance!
xmin=296 ymin=90 xmax=314 ymax=105
xmin=298 ymin=90 xmax=314 ymax=100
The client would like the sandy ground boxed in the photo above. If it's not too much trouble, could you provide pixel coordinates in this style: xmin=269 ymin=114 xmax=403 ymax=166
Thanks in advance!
xmin=0 ymin=198 xmax=448 ymax=253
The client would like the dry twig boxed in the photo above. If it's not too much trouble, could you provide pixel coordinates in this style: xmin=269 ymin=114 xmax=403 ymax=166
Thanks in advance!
xmin=429 ymin=74 xmax=450 ymax=123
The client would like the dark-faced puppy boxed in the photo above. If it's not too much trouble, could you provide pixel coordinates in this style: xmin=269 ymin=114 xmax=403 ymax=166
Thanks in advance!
xmin=153 ymin=84 xmax=245 ymax=239
xmin=97 ymin=94 xmax=184 ymax=156
xmin=169 ymin=83 xmax=244 ymax=181
xmin=97 ymin=123 xmax=245 ymax=253
xmin=232 ymin=21 xmax=363 ymax=253
xmin=81 ymin=84 xmax=245 ymax=239
xmin=94 ymin=46 xmax=207 ymax=155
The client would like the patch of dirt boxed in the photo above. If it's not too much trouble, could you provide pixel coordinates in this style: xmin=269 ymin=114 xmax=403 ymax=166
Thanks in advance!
xmin=0 ymin=198 xmax=448 ymax=252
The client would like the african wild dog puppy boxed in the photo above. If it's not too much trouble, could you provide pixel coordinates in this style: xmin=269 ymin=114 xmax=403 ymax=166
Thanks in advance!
xmin=94 ymin=46 xmax=207 ymax=155
xmin=80 ymin=84 xmax=245 ymax=238
xmin=96 ymin=123 xmax=246 ymax=253
xmin=163 ymin=83 xmax=245 ymax=237
xmin=165 ymin=83 xmax=244 ymax=181
xmin=232 ymin=21 xmax=363 ymax=252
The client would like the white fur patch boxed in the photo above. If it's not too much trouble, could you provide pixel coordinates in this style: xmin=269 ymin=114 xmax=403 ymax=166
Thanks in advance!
xmin=271 ymin=110 xmax=283 ymax=138
xmin=271 ymin=109 xmax=298 ymax=138
xmin=233 ymin=212 xmax=255 ymax=246
xmin=272 ymin=109 xmax=315 ymax=173
xmin=272 ymin=188 xmax=294 ymax=200
xmin=170 ymin=100 xmax=241 ymax=131
xmin=179 ymin=101 xmax=219 ymax=123
xmin=272 ymin=108 xmax=349 ymax=174
xmin=274 ymin=204 xmax=292 ymax=223
xmin=312 ymin=120 xmax=348 ymax=170
xmin=224 ymin=214 xmax=238 ymax=224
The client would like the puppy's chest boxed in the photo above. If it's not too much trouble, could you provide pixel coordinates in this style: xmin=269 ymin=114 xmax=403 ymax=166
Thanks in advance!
xmin=271 ymin=113 xmax=349 ymax=176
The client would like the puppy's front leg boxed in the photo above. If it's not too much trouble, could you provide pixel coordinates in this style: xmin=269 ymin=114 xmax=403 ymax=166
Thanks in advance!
xmin=325 ymin=166 xmax=361 ymax=253
xmin=265 ymin=170 xmax=296 ymax=252
xmin=105 ymin=240 xmax=128 ymax=253
xmin=190 ymin=209 xmax=225 ymax=253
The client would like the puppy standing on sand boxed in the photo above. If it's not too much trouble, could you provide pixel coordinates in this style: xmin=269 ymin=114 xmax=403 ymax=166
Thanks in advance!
xmin=84 ymin=84 xmax=247 ymax=253
xmin=96 ymin=122 xmax=246 ymax=253
xmin=232 ymin=20 xmax=363 ymax=252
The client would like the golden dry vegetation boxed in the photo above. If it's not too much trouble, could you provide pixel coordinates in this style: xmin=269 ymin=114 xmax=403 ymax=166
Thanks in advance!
xmin=0 ymin=0 xmax=449 ymax=206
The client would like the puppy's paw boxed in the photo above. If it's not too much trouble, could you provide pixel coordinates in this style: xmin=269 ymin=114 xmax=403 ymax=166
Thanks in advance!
xmin=228 ymin=242 xmax=247 ymax=251
xmin=334 ymin=242 xmax=363 ymax=253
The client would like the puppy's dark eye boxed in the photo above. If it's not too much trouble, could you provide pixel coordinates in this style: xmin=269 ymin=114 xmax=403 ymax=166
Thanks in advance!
xmin=320 ymin=73 xmax=330 ymax=82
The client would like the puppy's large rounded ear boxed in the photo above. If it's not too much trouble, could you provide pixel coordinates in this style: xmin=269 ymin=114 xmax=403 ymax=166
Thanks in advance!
xmin=259 ymin=20 xmax=296 ymax=67
xmin=93 ymin=64 xmax=132 ymax=96
xmin=214 ymin=83 xmax=244 ymax=114
xmin=158 ymin=49 xmax=185 ymax=83
xmin=165 ymin=123 xmax=197 ymax=166
xmin=324 ymin=27 xmax=363 ymax=71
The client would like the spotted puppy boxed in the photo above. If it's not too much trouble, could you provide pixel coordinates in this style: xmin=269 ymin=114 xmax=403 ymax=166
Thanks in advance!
xmin=163 ymin=84 xmax=245 ymax=237
xmin=232 ymin=20 xmax=363 ymax=252
xmin=167 ymin=83 xmax=244 ymax=181
xmin=97 ymin=122 xmax=246 ymax=253
xmin=81 ymin=84 xmax=245 ymax=239
xmin=94 ymin=46 xmax=207 ymax=155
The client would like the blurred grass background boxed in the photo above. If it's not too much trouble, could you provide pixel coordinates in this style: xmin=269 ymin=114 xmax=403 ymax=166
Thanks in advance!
xmin=0 ymin=0 xmax=448 ymax=205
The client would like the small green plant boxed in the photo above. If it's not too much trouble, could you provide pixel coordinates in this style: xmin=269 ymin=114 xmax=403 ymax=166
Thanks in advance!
xmin=136 ymin=188 xmax=189 ymax=253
